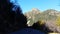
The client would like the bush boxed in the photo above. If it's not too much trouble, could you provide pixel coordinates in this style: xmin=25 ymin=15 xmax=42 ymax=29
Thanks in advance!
xmin=56 ymin=16 xmax=60 ymax=26
xmin=38 ymin=20 xmax=45 ymax=25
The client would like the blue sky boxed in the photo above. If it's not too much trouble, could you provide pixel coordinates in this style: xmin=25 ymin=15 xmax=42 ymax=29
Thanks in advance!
xmin=11 ymin=0 xmax=60 ymax=13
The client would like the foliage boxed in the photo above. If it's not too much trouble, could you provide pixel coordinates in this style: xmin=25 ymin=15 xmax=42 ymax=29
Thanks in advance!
xmin=38 ymin=20 xmax=45 ymax=25
xmin=0 ymin=0 xmax=27 ymax=34
xmin=56 ymin=16 xmax=60 ymax=26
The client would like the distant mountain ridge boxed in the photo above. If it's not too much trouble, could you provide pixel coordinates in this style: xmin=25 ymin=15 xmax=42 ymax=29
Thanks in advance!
xmin=24 ymin=8 xmax=60 ymax=26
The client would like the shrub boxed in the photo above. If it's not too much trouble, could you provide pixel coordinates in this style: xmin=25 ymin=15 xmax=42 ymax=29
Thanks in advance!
xmin=38 ymin=20 xmax=45 ymax=25
xmin=56 ymin=16 xmax=60 ymax=26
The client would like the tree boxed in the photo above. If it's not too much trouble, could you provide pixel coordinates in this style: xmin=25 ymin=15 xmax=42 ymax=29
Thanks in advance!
xmin=0 ymin=0 xmax=27 ymax=34
xmin=31 ymin=20 xmax=53 ymax=33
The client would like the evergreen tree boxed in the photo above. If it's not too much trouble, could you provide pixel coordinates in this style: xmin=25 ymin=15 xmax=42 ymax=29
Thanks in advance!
xmin=0 ymin=0 xmax=27 ymax=34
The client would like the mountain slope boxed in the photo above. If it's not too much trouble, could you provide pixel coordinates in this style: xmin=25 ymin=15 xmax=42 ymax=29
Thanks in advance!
xmin=24 ymin=8 xmax=60 ymax=32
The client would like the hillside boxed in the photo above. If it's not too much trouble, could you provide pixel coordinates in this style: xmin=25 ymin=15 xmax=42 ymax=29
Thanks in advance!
xmin=24 ymin=8 xmax=60 ymax=33
xmin=25 ymin=8 xmax=60 ymax=26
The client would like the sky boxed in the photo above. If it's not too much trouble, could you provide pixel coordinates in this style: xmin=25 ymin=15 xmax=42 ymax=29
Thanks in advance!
xmin=11 ymin=0 xmax=60 ymax=13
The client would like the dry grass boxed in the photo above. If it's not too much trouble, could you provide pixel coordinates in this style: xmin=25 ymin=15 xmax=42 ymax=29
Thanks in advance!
xmin=48 ymin=33 xmax=60 ymax=34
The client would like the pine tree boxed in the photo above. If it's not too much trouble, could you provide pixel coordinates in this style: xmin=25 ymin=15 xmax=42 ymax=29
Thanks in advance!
xmin=0 ymin=0 xmax=27 ymax=34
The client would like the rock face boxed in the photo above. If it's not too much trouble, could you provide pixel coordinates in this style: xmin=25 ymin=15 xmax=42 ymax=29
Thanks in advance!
xmin=25 ymin=8 xmax=40 ymax=26
xmin=24 ymin=8 xmax=60 ymax=33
